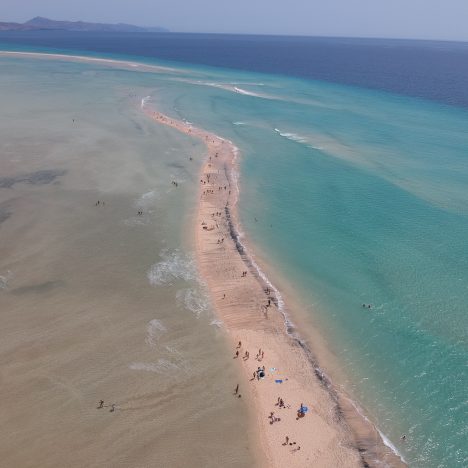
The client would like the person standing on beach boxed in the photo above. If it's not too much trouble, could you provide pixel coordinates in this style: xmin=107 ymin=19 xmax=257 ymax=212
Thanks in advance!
xmin=98 ymin=400 xmax=104 ymax=409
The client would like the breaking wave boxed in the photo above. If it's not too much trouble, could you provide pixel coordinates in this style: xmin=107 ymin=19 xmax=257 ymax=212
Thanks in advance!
xmin=145 ymin=319 xmax=167 ymax=347
xmin=176 ymin=288 xmax=209 ymax=318
xmin=141 ymin=95 xmax=151 ymax=109
xmin=274 ymin=128 xmax=324 ymax=150
xmin=147 ymin=249 xmax=196 ymax=286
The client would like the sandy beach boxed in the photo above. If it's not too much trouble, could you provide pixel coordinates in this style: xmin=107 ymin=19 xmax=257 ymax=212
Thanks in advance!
xmin=144 ymin=106 xmax=405 ymax=467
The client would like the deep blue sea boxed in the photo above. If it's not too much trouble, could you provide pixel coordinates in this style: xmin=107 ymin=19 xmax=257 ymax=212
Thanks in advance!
xmin=2 ymin=31 xmax=468 ymax=108
xmin=1 ymin=32 xmax=467 ymax=467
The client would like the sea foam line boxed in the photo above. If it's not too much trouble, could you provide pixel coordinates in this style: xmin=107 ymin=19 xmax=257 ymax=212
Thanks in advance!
xmin=141 ymin=95 xmax=151 ymax=109
xmin=348 ymin=398 xmax=407 ymax=464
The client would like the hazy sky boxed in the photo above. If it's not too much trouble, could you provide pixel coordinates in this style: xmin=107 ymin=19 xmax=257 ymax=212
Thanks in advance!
xmin=3 ymin=0 xmax=468 ymax=41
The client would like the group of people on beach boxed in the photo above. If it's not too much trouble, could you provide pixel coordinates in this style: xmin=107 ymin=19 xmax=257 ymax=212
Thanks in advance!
xmin=233 ymin=339 xmax=307 ymax=454
xmin=253 ymin=366 xmax=266 ymax=380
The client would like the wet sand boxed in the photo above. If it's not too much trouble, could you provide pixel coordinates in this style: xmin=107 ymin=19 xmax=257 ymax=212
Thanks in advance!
xmin=144 ymin=107 xmax=405 ymax=467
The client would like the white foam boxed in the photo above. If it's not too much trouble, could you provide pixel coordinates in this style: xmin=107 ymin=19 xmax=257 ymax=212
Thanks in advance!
xmin=233 ymin=121 xmax=246 ymax=126
xmin=147 ymin=249 xmax=196 ymax=286
xmin=274 ymin=128 xmax=325 ymax=152
xmin=0 ymin=270 xmax=12 ymax=289
xmin=210 ymin=319 xmax=223 ymax=328
xmin=378 ymin=429 xmax=407 ymax=464
xmin=274 ymin=128 xmax=308 ymax=144
xmin=176 ymin=287 xmax=209 ymax=318
xmin=233 ymin=86 xmax=259 ymax=96
xmin=348 ymin=398 xmax=407 ymax=464
xmin=174 ymin=78 xmax=278 ymax=100
xmin=141 ymin=95 xmax=151 ymax=109
xmin=145 ymin=319 xmax=167 ymax=347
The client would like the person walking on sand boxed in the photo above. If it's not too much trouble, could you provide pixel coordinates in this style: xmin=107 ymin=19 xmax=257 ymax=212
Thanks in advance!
xmin=237 ymin=341 xmax=241 ymax=348
xmin=110 ymin=404 xmax=116 ymax=412
xmin=234 ymin=384 xmax=239 ymax=395
xmin=234 ymin=350 xmax=239 ymax=358
xmin=282 ymin=436 xmax=289 ymax=446
xmin=98 ymin=400 xmax=104 ymax=409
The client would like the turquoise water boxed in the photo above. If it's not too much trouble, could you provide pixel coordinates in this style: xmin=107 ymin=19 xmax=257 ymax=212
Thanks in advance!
xmin=152 ymin=65 xmax=468 ymax=467
xmin=150 ymin=68 xmax=468 ymax=467
xmin=2 ymin=49 xmax=467 ymax=466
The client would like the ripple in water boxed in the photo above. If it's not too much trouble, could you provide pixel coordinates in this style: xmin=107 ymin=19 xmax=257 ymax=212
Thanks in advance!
xmin=145 ymin=319 xmax=167 ymax=347
xmin=176 ymin=288 xmax=209 ymax=318
xmin=129 ymin=360 xmax=179 ymax=373
xmin=147 ymin=249 xmax=196 ymax=286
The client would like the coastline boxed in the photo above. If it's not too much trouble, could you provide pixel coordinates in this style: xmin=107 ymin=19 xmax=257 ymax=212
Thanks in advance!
xmin=142 ymin=102 xmax=405 ymax=467
xmin=0 ymin=50 xmax=407 ymax=465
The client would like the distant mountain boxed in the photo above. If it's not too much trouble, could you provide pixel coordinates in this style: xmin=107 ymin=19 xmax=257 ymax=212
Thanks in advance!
xmin=0 ymin=17 xmax=169 ymax=33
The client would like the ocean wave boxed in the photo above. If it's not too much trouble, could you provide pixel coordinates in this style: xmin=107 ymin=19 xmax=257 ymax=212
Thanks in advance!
xmin=145 ymin=319 xmax=167 ymax=347
xmin=348 ymin=398 xmax=407 ymax=464
xmin=210 ymin=319 xmax=223 ymax=328
xmin=176 ymin=287 xmax=209 ymax=318
xmin=274 ymin=128 xmax=324 ymax=150
xmin=147 ymin=249 xmax=196 ymax=286
xmin=233 ymin=86 xmax=259 ymax=96
xmin=274 ymin=128 xmax=308 ymax=143
xmin=140 ymin=95 xmax=151 ymax=109
xmin=174 ymin=78 xmax=278 ymax=100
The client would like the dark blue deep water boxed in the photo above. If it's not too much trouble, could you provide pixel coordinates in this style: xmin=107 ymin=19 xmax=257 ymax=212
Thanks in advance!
xmin=1 ymin=31 xmax=468 ymax=108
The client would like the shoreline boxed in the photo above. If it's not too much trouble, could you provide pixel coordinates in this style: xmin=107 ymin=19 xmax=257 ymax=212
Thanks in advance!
xmin=141 ymin=101 xmax=406 ymax=467
xmin=0 ymin=50 xmax=406 ymax=465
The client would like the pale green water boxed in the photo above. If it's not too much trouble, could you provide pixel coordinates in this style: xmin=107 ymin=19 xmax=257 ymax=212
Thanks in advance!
xmin=1 ymin=52 xmax=467 ymax=467
xmin=143 ymin=62 xmax=468 ymax=467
